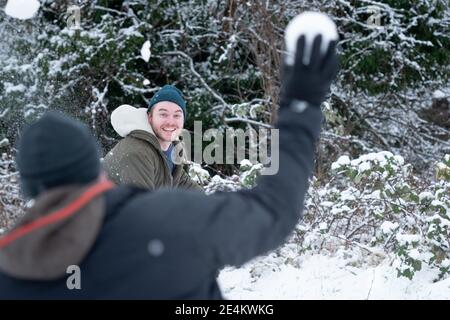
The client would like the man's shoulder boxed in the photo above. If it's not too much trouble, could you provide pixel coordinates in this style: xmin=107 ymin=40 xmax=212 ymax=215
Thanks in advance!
xmin=103 ymin=187 xmax=172 ymax=224
xmin=116 ymin=132 xmax=159 ymax=154
xmin=103 ymin=139 xmax=158 ymax=171
xmin=104 ymin=185 xmax=149 ymax=214
xmin=128 ymin=130 xmax=160 ymax=146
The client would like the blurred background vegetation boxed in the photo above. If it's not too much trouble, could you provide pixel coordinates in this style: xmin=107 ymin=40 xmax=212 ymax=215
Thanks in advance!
xmin=0 ymin=0 xmax=449 ymax=208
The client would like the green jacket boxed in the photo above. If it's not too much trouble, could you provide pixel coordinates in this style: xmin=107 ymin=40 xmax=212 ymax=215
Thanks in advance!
xmin=102 ymin=105 xmax=201 ymax=191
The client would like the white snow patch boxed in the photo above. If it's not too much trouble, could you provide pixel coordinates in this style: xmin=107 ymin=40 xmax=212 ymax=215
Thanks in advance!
xmin=419 ymin=191 xmax=434 ymax=201
xmin=331 ymin=205 xmax=351 ymax=215
xmin=442 ymin=259 xmax=450 ymax=268
xmin=218 ymin=252 xmax=450 ymax=299
xmin=366 ymin=190 xmax=381 ymax=199
xmin=436 ymin=162 xmax=449 ymax=172
xmin=120 ymin=26 xmax=143 ymax=38
xmin=331 ymin=155 xmax=351 ymax=170
xmin=240 ymin=159 xmax=253 ymax=169
xmin=4 ymin=83 xmax=26 ymax=94
xmin=358 ymin=161 xmax=371 ymax=173
xmin=319 ymin=222 xmax=328 ymax=231
xmin=341 ymin=188 xmax=359 ymax=201
xmin=320 ymin=201 xmax=334 ymax=208
xmin=393 ymin=155 xmax=405 ymax=166
xmin=189 ymin=163 xmax=210 ymax=184
xmin=396 ymin=234 xmax=421 ymax=245
xmin=431 ymin=199 xmax=446 ymax=208
xmin=0 ymin=138 xmax=9 ymax=148
xmin=380 ymin=221 xmax=398 ymax=235
xmin=433 ymin=90 xmax=446 ymax=99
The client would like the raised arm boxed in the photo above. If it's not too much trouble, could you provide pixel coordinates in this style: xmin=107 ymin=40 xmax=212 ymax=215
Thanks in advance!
xmin=151 ymin=35 xmax=339 ymax=268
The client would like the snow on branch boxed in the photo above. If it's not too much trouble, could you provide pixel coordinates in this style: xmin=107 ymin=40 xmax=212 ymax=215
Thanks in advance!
xmin=163 ymin=50 xmax=231 ymax=110
xmin=224 ymin=117 xmax=272 ymax=129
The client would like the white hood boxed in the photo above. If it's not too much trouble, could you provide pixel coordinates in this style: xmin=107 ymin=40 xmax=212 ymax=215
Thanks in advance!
xmin=110 ymin=104 xmax=154 ymax=137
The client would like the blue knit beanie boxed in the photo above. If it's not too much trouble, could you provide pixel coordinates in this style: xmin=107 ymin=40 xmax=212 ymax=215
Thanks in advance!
xmin=147 ymin=85 xmax=186 ymax=119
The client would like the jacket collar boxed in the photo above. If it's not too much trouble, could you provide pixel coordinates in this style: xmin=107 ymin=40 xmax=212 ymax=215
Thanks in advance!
xmin=0 ymin=180 xmax=113 ymax=280
xmin=128 ymin=129 xmax=162 ymax=150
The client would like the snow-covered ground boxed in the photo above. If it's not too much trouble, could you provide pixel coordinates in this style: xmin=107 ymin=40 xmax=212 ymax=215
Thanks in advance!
xmin=218 ymin=250 xmax=450 ymax=300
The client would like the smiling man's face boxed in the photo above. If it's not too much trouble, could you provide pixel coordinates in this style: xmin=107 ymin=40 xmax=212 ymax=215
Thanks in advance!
xmin=148 ymin=101 xmax=184 ymax=150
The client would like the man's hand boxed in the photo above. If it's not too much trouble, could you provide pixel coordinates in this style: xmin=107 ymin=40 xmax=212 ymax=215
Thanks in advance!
xmin=280 ymin=35 xmax=339 ymax=108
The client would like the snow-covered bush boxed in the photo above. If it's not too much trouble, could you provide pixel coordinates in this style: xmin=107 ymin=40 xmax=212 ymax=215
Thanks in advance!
xmin=0 ymin=152 xmax=24 ymax=234
xmin=238 ymin=159 xmax=264 ymax=189
xmin=201 ymin=159 xmax=265 ymax=194
xmin=300 ymin=152 xmax=450 ymax=280
xmin=333 ymin=0 xmax=449 ymax=95
xmin=188 ymin=162 xmax=211 ymax=186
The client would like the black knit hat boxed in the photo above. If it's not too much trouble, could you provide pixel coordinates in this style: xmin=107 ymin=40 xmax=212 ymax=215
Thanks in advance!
xmin=16 ymin=111 xmax=101 ymax=198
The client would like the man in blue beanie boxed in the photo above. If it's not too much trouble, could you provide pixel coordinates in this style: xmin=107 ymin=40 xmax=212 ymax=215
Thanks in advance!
xmin=0 ymin=35 xmax=338 ymax=299
xmin=103 ymin=84 xmax=201 ymax=191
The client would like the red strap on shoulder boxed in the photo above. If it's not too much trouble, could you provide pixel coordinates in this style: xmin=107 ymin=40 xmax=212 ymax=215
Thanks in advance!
xmin=0 ymin=179 xmax=115 ymax=249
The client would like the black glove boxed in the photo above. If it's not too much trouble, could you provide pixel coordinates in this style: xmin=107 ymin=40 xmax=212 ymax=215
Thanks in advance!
xmin=280 ymin=34 xmax=339 ymax=108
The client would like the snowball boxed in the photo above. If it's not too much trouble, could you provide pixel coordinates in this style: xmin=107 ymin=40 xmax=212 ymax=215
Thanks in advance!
xmin=5 ymin=0 xmax=40 ymax=20
xmin=284 ymin=11 xmax=338 ymax=65
xmin=141 ymin=40 xmax=151 ymax=62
